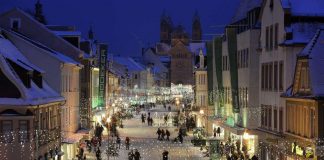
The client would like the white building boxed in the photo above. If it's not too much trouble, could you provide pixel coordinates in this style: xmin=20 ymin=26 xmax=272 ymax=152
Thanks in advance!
xmin=258 ymin=0 xmax=324 ymax=159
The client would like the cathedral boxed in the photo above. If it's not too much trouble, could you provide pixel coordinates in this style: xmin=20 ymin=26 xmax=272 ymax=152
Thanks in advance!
xmin=157 ymin=11 xmax=203 ymax=85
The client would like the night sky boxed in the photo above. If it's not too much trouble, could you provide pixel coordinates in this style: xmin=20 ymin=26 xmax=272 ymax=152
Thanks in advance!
xmin=0 ymin=0 xmax=239 ymax=56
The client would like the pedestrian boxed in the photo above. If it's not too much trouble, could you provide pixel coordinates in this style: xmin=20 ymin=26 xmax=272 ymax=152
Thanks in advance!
xmin=147 ymin=116 xmax=150 ymax=126
xmin=213 ymin=127 xmax=217 ymax=137
xmin=125 ymin=137 xmax=130 ymax=150
xmin=163 ymin=103 xmax=166 ymax=110
xmin=164 ymin=115 xmax=168 ymax=125
xmin=178 ymin=132 xmax=183 ymax=143
xmin=150 ymin=117 xmax=154 ymax=126
xmin=116 ymin=136 xmax=121 ymax=149
xmin=141 ymin=113 xmax=145 ymax=123
xmin=217 ymin=127 xmax=221 ymax=137
xmin=166 ymin=129 xmax=170 ymax=141
xmin=162 ymin=150 xmax=169 ymax=160
xmin=161 ymin=129 xmax=165 ymax=140
xmin=95 ymin=148 xmax=101 ymax=160
xmin=168 ymin=106 xmax=171 ymax=111
xmin=134 ymin=149 xmax=141 ymax=160
xmin=156 ymin=128 xmax=162 ymax=140
xmin=128 ymin=150 xmax=134 ymax=160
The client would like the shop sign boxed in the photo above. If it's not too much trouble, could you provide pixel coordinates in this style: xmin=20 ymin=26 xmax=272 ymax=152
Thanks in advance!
xmin=291 ymin=142 xmax=314 ymax=158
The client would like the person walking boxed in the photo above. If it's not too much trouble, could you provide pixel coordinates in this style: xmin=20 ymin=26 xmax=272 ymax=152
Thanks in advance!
xmin=165 ymin=129 xmax=170 ymax=141
xmin=141 ymin=113 xmax=145 ymax=123
xmin=217 ymin=127 xmax=221 ymax=137
xmin=147 ymin=116 xmax=150 ymax=126
xmin=95 ymin=148 xmax=101 ymax=160
xmin=156 ymin=128 xmax=162 ymax=140
xmin=125 ymin=137 xmax=130 ymax=150
xmin=134 ymin=149 xmax=141 ymax=160
xmin=162 ymin=150 xmax=169 ymax=160
xmin=128 ymin=150 xmax=134 ymax=160
xmin=161 ymin=129 xmax=166 ymax=140
xmin=178 ymin=131 xmax=183 ymax=143
xmin=213 ymin=127 xmax=217 ymax=137
xmin=164 ymin=114 xmax=168 ymax=125
xmin=116 ymin=136 xmax=121 ymax=149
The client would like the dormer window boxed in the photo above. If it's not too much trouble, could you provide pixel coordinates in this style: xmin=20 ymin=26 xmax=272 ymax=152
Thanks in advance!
xmin=10 ymin=18 xmax=21 ymax=31
xmin=299 ymin=63 xmax=310 ymax=93
xmin=269 ymin=0 xmax=274 ymax=10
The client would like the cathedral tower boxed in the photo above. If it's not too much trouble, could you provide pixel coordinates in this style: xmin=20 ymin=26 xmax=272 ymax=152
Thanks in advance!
xmin=160 ymin=11 xmax=173 ymax=44
xmin=192 ymin=11 xmax=202 ymax=42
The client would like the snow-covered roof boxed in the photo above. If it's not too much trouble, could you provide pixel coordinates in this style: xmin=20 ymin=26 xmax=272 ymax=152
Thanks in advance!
xmin=282 ymin=23 xmax=324 ymax=45
xmin=113 ymin=56 xmax=145 ymax=72
xmin=156 ymin=42 xmax=171 ymax=54
xmin=281 ymin=0 xmax=324 ymax=16
xmin=0 ymin=35 xmax=64 ymax=106
xmin=300 ymin=29 xmax=324 ymax=97
xmin=5 ymin=29 xmax=82 ymax=66
xmin=231 ymin=0 xmax=262 ymax=23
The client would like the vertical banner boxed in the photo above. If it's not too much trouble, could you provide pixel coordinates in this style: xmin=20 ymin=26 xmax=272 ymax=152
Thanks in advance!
xmin=227 ymin=27 xmax=239 ymax=113
xmin=98 ymin=44 xmax=108 ymax=108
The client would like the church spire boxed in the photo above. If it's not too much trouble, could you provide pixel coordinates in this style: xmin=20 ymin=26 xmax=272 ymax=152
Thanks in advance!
xmin=34 ymin=0 xmax=46 ymax=24
xmin=192 ymin=10 xmax=202 ymax=42
xmin=88 ymin=25 xmax=94 ymax=40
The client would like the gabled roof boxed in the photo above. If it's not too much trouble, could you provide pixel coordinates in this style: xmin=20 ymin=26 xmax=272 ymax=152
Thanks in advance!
xmin=231 ymin=0 xmax=262 ymax=23
xmin=281 ymin=0 xmax=324 ymax=16
xmin=113 ymin=56 xmax=145 ymax=72
xmin=4 ymin=29 xmax=82 ymax=66
xmin=284 ymin=29 xmax=324 ymax=98
xmin=0 ymin=8 xmax=84 ymax=60
xmin=0 ymin=35 xmax=64 ymax=106
xmin=282 ymin=23 xmax=324 ymax=45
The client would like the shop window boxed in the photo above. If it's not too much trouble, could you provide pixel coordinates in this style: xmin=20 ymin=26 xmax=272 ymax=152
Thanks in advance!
xmin=0 ymin=120 xmax=13 ymax=143
xmin=19 ymin=120 xmax=29 ymax=142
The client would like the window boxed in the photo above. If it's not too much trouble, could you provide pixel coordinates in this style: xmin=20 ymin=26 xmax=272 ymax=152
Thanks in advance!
xmin=268 ymin=107 xmax=272 ymax=128
xmin=300 ymin=64 xmax=310 ymax=92
xmin=264 ymin=106 xmax=268 ymax=127
xmin=265 ymin=64 xmax=268 ymax=90
xmin=261 ymin=105 xmax=265 ymax=126
xmin=270 ymin=25 xmax=273 ymax=50
xmin=270 ymin=63 xmax=273 ymax=90
xmin=19 ymin=120 xmax=29 ymax=142
xmin=274 ymin=61 xmax=278 ymax=91
xmin=261 ymin=65 xmax=265 ymax=90
xmin=279 ymin=61 xmax=284 ymax=91
xmin=266 ymin=27 xmax=269 ymax=50
xmin=10 ymin=18 xmax=21 ymax=30
xmin=270 ymin=0 xmax=274 ymax=10
xmin=1 ymin=120 xmax=13 ymax=143
xmin=275 ymin=23 xmax=279 ymax=49
xmin=280 ymin=107 xmax=284 ymax=132
xmin=246 ymin=49 xmax=249 ymax=67
xmin=274 ymin=108 xmax=277 ymax=130
xmin=134 ymin=74 xmax=138 ymax=79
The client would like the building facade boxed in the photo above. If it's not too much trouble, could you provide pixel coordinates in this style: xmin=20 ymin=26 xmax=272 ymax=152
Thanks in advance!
xmin=0 ymin=33 xmax=64 ymax=159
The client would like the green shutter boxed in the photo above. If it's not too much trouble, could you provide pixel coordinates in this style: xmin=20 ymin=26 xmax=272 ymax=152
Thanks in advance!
xmin=227 ymin=28 xmax=239 ymax=113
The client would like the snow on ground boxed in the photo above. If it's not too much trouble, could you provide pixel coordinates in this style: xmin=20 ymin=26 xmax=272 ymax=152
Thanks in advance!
xmin=85 ymin=105 xmax=209 ymax=160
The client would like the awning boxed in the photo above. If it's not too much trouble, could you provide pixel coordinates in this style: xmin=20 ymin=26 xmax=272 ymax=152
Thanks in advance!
xmin=62 ymin=133 xmax=86 ymax=144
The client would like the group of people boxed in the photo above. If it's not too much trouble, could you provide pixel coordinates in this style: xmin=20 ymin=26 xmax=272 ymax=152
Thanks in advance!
xmin=128 ymin=149 xmax=141 ymax=160
xmin=156 ymin=128 xmax=171 ymax=141
xmin=163 ymin=103 xmax=172 ymax=111
xmin=141 ymin=113 xmax=154 ymax=126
